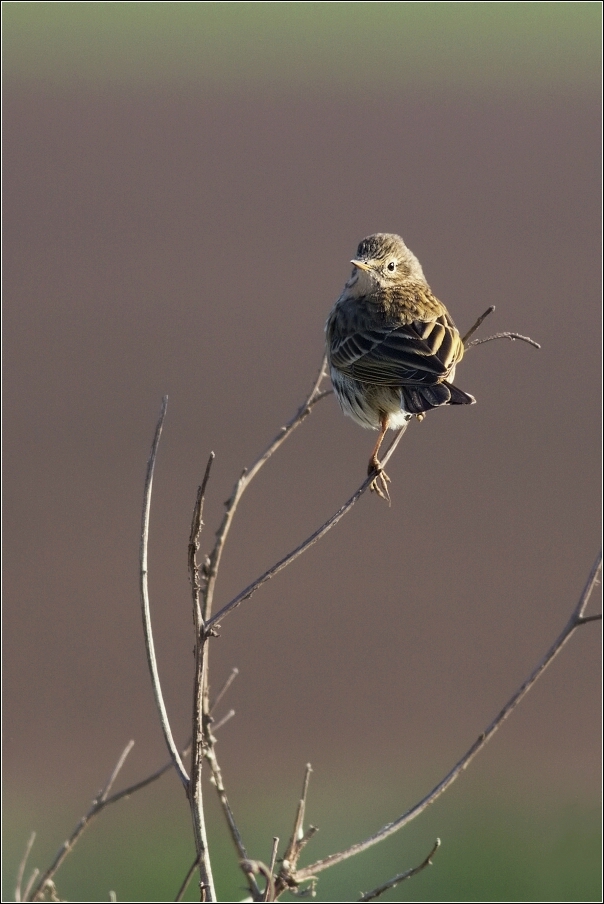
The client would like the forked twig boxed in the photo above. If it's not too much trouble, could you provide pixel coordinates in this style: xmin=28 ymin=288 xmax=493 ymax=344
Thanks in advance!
xmin=275 ymin=765 xmax=319 ymax=897
xmin=202 ymin=356 xmax=330 ymax=624
xmin=140 ymin=397 xmax=189 ymax=788
xmin=27 ymin=741 xmax=135 ymax=902
xmin=462 ymin=305 xmax=495 ymax=344
xmin=294 ymin=551 xmax=601 ymax=884
xmin=196 ymin=362 xmax=330 ymax=897
xmin=188 ymin=474 xmax=260 ymax=901
xmin=101 ymin=740 xmax=191 ymax=807
xmin=358 ymin=838 xmax=440 ymax=902
xmin=462 ymin=305 xmax=540 ymax=351
xmin=206 ymin=423 xmax=409 ymax=631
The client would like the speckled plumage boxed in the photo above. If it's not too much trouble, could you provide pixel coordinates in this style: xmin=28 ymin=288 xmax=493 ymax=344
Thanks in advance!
xmin=326 ymin=233 xmax=474 ymax=497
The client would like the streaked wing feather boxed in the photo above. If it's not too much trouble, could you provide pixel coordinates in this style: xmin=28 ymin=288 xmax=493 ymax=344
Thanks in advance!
xmin=330 ymin=315 xmax=463 ymax=387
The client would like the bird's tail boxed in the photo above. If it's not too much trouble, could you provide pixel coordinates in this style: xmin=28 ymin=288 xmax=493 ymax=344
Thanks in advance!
xmin=402 ymin=381 xmax=475 ymax=414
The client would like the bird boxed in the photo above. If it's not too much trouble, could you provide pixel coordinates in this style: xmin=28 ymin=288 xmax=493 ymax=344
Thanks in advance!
xmin=325 ymin=233 xmax=475 ymax=500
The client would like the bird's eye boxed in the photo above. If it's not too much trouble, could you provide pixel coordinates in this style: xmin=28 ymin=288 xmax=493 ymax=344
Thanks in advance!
xmin=387 ymin=261 xmax=396 ymax=272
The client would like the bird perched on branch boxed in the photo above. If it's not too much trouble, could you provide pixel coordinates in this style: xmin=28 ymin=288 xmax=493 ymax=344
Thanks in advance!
xmin=326 ymin=233 xmax=474 ymax=500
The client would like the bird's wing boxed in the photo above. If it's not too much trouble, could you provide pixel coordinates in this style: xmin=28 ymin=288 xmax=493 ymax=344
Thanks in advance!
xmin=329 ymin=313 xmax=464 ymax=387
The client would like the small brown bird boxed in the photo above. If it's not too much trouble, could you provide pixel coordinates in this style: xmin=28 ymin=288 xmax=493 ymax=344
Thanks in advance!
xmin=326 ymin=233 xmax=474 ymax=498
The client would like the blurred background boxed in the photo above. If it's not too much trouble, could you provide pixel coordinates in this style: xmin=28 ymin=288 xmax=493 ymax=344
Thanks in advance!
xmin=3 ymin=3 xmax=601 ymax=901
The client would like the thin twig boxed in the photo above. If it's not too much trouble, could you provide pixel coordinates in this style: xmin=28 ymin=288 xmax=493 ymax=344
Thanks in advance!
xmin=27 ymin=742 xmax=135 ymax=901
xmin=262 ymin=838 xmax=280 ymax=903
xmin=466 ymin=331 xmax=541 ymax=350
xmin=202 ymin=731 xmax=260 ymax=899
xmin=274 ymin=765 xmax=319 ymax=898
xmin=189 ymin=453 xmax=215 ymax=632
xmin=16 ymin=832 xmax=36 ymax=902
xmin=22 ymin=871 xmax=39 ymax=903
xmin=202 ymin=356 xmax=329 ymax=624
xmin=294 ymin=551 xmax=602 ymax=882
xmin=211 ymin=709 xmax=235 ymax=733
xmin=462 ymin=305 xmax=495 ymax=344
xmin=102 ymin=741 xmax=191 ymax=807
xmin=283 ymin=764 xmax=313 ymax=864
xmin=197 ymin=364 xmax=329 ymax=898
xmin=139 ymin=397 xmax=189 ymax=788
xmin=195 ymin=360 xmax=330 ymax=901
xmin=174 ymin=856 xmax=199 ymax=903
xmin=358 ymin=838 xmax=440 ymax=902
xmin=206 ymin=424 xmax=409 ymax=631
xmin=210 ymin=667 xmax=239 ymax=714
xmin=242 ymin=861 xmax=274 ymax=903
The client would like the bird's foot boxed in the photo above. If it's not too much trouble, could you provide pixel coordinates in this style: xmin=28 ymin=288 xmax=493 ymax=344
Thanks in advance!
xmin=368 ymin=460 xmax=391 ymax=504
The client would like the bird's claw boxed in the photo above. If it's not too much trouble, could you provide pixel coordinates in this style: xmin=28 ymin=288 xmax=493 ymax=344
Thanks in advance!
xmin=368 ymin=464 xmax=391 ymax=504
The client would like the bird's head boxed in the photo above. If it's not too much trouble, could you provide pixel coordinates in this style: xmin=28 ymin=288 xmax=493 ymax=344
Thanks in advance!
xmin=347 ymin=233 xmax=427 ymax=293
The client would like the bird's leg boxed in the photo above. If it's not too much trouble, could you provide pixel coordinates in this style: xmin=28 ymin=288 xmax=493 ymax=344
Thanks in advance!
xmin=368 ymin=415 xmax=391 ymax=503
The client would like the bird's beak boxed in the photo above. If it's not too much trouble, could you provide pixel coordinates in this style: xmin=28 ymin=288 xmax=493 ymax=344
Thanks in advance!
xmin=350 ymin=259 xmax=371 ymax=271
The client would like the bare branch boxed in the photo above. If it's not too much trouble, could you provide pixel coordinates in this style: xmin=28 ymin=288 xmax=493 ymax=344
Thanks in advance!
xmin=202 ymin=356 xmax=329 ymax=623
xmin=16 ymin=832 xmax=36 ymax=902
xmin=22 ymin=871 xmax=39 ymax=903
xmin=262 ymin=838 xmax=280 ymax=903
xmin=196 ymin=363 xmax=330 ymax=900
xmin=466 ymin=331 xmax=541 ymax=350
xmin=190 ymin=612 xmax=216 ymax=899
xmin=295 ymin=551 xmax=602 ymax=882
xmin=206 ymin=424 xmax=409 ymax=631
xmin=461 ymin=305 xmax=540 ymax=351
xmin=462 ymin=305 xmax=495 ymax=344
xmin=275 ymin=765 xmax=320 ymax=898
xmin=242 ymin=860 xmax=274 ymax=902
xmin=174 ymin=857 xmax=199 ymax=903
xmin=186 ymin=453 xmax=219 ymax=900
xmin=210 ymin=667 xmax=239 ymax=714
xmin=211 ymin=709 xmax=235 ymax=732
xmin=189 ymin=453 xmax=215 ymax=631
xmin=202 ymin=726 xmax=260 ymax=900
xmin=358 ymin=839 xmax=440 ymax=902
xmin=139 ymin=397 xmax=189 ymax=788
xmin=102 ymin=741 xmax=190 ymax=807
xmin=100 ymin=739 xmax=136 ymax=803
xmin=27 ymin=742 xmax=135 ymax=901
xmin=283 ymin=764 xmax=313 ymax=865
